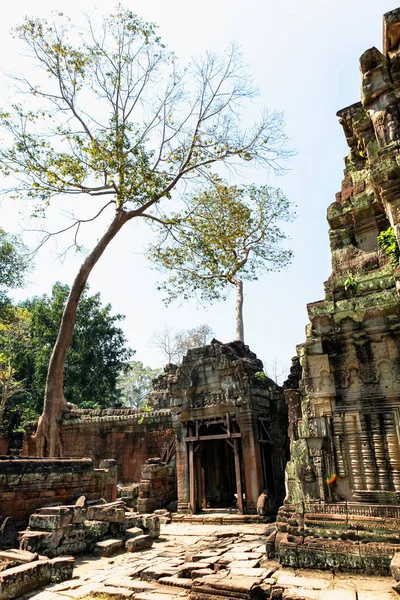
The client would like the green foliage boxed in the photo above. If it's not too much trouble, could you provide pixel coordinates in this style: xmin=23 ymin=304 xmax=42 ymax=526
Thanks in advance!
xmin=377 ymin=226 xmax=400 ymax=266
xmin=254 ymin=371 xmax=267 ymax=383
xmin=2 ymin=283 xmax=133 ymax=435
xmin=148 ymin=182 xmax=295 ymax=306
xmin=0 ymin=8 xmax=291 ymax=217
xmin=0 ymin=228 xmax=31 ymax=300
xmin=344 ymin=272 xmax=358 ymax=294
xmin=117 ymin=360 xmax=161 ymax=410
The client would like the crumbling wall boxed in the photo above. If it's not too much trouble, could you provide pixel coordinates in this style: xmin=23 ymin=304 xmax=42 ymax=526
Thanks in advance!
xmin=137 ymin=458 xmax=176 ymax=513
xmin=0 ymin=457 xmax=117 ymax=525
xmin=23 ymin=409 xmax=175 ymax=483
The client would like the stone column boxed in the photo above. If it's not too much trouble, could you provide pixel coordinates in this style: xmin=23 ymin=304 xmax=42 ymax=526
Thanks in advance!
xmin=237 ymin=413 xmax=263 ymax=513
xmin=174 ymin=421 xmax=190 ymax=513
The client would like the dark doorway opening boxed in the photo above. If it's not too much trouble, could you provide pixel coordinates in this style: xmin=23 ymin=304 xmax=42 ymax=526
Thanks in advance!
xmin=186 ymin=416 xmax=244 ymax=514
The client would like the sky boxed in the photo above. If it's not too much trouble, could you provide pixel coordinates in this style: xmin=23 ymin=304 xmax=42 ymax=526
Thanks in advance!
xmin=0 ymin=0 xmax=396 ymax=379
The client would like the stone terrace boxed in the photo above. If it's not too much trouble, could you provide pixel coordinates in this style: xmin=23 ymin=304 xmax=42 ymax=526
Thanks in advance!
xmin=22 ymin=522 xmax=396 ymax=600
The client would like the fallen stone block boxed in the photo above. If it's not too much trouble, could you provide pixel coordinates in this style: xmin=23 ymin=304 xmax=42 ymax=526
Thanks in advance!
xmin=124 ymin=527 xmax=143 ymax=539
xmin=0 ymin=549 xmax=38 ymax=564
xmin=36 ymin=506 xmax=75 ymax=526
xmin=83 ymin=519 xmax=110 ymax=541
xmin=178 ymin=562 xmax=212 ymax=578
xmin=0 ymin=556 xmax=74 ymax=599
xmin=86 ymin=502 xmax=125 ymax=523
xmin=94 ymin=539 xmax=124 ymax=557
xmin=125 ymin=534 xmax=153 ymax=552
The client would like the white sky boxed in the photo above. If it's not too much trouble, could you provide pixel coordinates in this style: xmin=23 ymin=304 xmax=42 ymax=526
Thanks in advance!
xmin=0 ymin=0 xmax=396 ymax=378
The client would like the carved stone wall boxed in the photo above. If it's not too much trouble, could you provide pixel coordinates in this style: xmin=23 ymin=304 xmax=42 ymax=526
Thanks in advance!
xmin=274 ymin=8 xmax=400 ymax=573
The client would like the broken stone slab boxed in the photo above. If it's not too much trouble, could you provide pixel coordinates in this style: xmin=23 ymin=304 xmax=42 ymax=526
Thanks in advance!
xmin=90 ymin=585 xmax=135 ymax=598
xmin=177 ymin=562 xmax=212 ymax=578
xmin=135 ymin=594 xmax=181 ymax=600
xmin=191 ymin=573 xmax=265 ymax=597
xmin=19 ymin=530 xmax=54 ymax=554
xmin=140 ymin=564 xmax=178 ymax=580
xmin=124 ymin=527 xmax=144 ymax=539
xmin=230 ymin=568 xmax=273 ymax=579
xmin=102 ymin=578 xmax=156 ymax=592
xmin=283 ymin=588 xmax=320 ymax=600
xmin=277 ymin=576 xmax=331 ymax=590
xmin=86 ymin=503 xmax=125 ymax=523
xmin=226 ymin=559 xmax=261 ymax=570
xmin=191 ymin=568 xmax=214 ymax=579
xmin=0 ymin=549 xmax=38 ymax=564
xmin=94 ymin=538 xmax=124 ymax=557
xmin=319 ymin=592 xmax=356 ymax=600
xmin=223 ymin=552 xmax=263 ymax=561
xmin=125 ymin=534 xmax=153 ymax=552
xmin=159 ymin=576 xmax=193 ymax=589
xmin=0 ymin=555 xmax=74 ymax=599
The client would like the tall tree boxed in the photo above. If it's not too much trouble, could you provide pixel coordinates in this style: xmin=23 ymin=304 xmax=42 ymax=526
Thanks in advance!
xmin=117 ymin=360 xmax=160 ymax=410
xmin=0 ymin=8 xmax=291 ymax=455
xmin=148 ymin=183 xmax=295 ymax=342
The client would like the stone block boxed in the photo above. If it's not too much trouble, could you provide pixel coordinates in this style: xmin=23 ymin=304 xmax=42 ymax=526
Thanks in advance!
xmin=86 ymin=503 xmax=125 ymax=523
xmin=391 ymin=552 xmax=400 ymax=581
xmin=29 ymin=513 xmax=71 ymax=531
xmin=125 ymin=527 xmax=144 ymax=539
xmin=83 ymin=520 xmax=110 ymax=541
xmin=0 ymin=556 xmax=74 ymax=599
xmin=94 ymin=539 xmax=124 ymax=557
xmin=177 ymin=562 xmax=212 ymax=578
xmin=0 ymin=549 xmax=38 ymax=564
xmin=125 ymin=534 xmax=153 ymax=552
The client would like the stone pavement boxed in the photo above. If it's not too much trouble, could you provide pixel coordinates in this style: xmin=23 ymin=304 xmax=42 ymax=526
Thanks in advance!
xmin=23 ymin=523 xmax=397 ymax=600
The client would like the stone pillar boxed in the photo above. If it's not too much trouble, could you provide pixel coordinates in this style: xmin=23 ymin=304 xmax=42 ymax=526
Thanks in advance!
xmin=237 ymin=414 xmax=263 ymax=513
xmin=174 ymin=421 xmax=190 ymax=513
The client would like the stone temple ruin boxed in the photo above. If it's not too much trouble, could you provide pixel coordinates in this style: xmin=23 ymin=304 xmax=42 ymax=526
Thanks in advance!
xmin=274 ymin=7 xmax=400 ymax=574
xmin=4 ymin=7 xmax=400 ymax=600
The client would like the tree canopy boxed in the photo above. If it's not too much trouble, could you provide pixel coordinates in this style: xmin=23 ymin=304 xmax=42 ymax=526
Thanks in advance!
xmin=148 ymin=183 xmax=295 ymax=341
xmin=20 ymin=283 xmax=133 ymax=411
xmin=0 ymin=6 xmax=292 ymax=456
xmin=0 ymin=228 xmax=30 ymax=300
xmin=1 ymin=283 xmax=133 ymax=440
xmin=117 ymin=360 xmax=160 ymax=410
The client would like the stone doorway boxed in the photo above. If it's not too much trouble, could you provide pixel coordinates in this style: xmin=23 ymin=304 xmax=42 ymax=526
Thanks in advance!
xmin=186 ymin=416 xmax=244 ymax=514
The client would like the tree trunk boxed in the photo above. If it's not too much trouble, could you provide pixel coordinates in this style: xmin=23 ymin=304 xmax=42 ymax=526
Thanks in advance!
xmin=33 ymin=209 xmax=131 ymax=457
xmin=235 ymin=279 xmax=244 ymax=342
